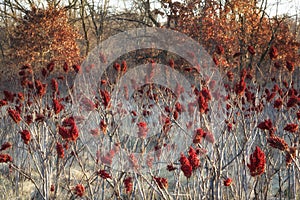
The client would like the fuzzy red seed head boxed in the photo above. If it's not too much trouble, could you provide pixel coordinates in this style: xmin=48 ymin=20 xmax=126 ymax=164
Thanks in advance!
xmin=74 ymin=184 xmax=85 ymax=197
xmin=8 ymin=108 xmax=22 ymax=124
xmin=124 ymin=177 xmax=133 ymax=193
xmin=137 ymin=121 xmax=148 ymax=139
xmin=98 ymin=169 xmax=111 ymax=179
xmin=0 ymin=142 xmax=12 ymax=151
xmin=53 ymin=99 xmax=64 ymax=114
xmin=179 ymin=153 xmax=193 ymax=178
xmin=114 ymin=62 xmax=121 ymax=72
xmin=224 ymin=178 xmax=232 ymax=186
xmin=283 ymin=123 xmax=298 ymax=133
xmin=247 ymin=146 xmax=266 ymax=177
xmin=267 ymin=136 xmax=288 ymax=151
xmin=19 ymin=130 xmax=31 ymax=144
xmin=56 ymin=142 xmax=64 ymax=159
xmin=51 ymin=78 xmax=59 ymax=93
xmin=154 ymin=177 xmax=168 ymax=189
xmin=0 ymin=154 xmax=13 ymax=163
xmin=72 ymin=64 xmax=81 ymax=73
xmin=188 ymin=146 xmax=200 ymax=170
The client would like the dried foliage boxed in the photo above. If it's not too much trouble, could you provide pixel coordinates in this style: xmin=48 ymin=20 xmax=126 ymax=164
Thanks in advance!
xmin=9 ymin=6 xmax=81 ymax=68
xmin=162 ymin=0 xmax=299 ymax=71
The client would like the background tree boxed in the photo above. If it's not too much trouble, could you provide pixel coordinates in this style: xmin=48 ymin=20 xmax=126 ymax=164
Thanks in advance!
xmin=8 ymin=6 xmax=82 ymax=68
xmin=168 ymin=0 xmax=299 ymax=74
